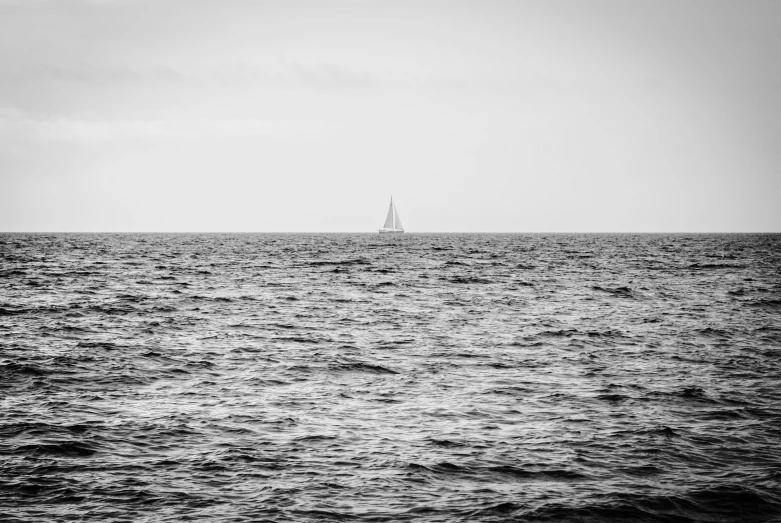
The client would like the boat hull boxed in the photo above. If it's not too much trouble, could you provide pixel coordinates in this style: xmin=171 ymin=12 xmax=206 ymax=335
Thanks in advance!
xmin=379 ymin=229 xmax=404 ymax=234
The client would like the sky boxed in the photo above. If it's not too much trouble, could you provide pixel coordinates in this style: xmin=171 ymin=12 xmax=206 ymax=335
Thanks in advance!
xmin=1 ymin=0 xmax=779 ymax=232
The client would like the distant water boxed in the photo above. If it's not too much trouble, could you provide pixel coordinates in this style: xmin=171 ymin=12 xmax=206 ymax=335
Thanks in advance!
xmin=2 ymin=233 xmax=780 ymax=522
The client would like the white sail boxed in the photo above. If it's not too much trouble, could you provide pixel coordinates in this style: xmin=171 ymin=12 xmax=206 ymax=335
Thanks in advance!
xmin=393 ymin=206 xmax=403 ymax=231
xmin=383 ymin=201 xmax=395 ymax=229
xmin=379 ymin=197 xmax=404 ymax=233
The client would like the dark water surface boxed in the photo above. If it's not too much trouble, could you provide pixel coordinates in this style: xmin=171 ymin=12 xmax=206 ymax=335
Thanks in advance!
xmin=2 ymin=233 xmax=780 ymax=522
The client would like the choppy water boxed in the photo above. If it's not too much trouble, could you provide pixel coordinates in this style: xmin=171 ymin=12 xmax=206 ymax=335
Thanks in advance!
xmin=1 ymin=233 xmax=780 ymax=522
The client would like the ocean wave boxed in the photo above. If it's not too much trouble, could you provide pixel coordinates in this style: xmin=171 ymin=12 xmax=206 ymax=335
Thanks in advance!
xmin=1 ymin=232 xmax=780 ymax=522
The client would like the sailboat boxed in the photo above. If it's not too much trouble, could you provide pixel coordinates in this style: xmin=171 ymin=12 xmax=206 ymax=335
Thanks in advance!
xmin=379 ymin=197 xmax=404 ymax=234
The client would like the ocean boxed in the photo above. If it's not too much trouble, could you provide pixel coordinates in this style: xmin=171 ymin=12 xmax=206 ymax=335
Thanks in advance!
xmin=1 ymin=233 xmax=780 ymax=522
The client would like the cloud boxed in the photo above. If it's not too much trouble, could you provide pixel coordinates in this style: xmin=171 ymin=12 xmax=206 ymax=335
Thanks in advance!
xmin=2 ymin=61 xmax=392 ymax=90
xmin=0 ymin=111 xmax=331 ymax=143
xmin=282 ymin=61 xmax=385 ymax=91
xmin=0 ymin=64 xmax=191 ymax=87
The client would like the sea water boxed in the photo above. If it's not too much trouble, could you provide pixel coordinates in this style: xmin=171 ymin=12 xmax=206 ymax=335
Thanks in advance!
xmin=1 ymin=233 xmax=780 ymax=521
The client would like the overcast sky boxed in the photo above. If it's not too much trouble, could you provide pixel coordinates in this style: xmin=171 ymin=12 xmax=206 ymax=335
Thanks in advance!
xmin=1 ymin=0 xmax=779 ymax=232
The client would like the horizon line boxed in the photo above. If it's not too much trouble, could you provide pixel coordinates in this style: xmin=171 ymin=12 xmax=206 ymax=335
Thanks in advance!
xmin=1 ymin=231 xmax=779 ymax=235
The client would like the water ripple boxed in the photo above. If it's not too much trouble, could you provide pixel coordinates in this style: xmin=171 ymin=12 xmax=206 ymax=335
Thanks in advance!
xmin=1 ymin=233 xmax=780 ymax=522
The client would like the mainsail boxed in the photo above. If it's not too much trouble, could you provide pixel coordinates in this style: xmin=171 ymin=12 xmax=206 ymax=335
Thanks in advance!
xmin=383 ymin=201 xmax=395 ymax=229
